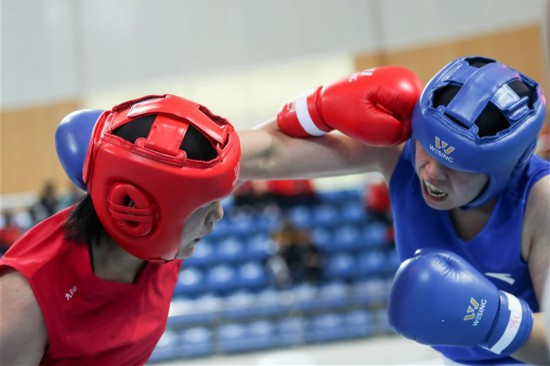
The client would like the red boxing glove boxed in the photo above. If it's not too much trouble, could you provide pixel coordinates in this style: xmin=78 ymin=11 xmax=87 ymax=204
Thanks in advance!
xmin=277 ymin=67 xmax=423 ymax=146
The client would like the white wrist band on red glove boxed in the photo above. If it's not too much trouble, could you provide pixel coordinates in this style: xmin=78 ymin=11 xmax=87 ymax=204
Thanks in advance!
xmin=294 ymin=94 xmax=326 ymax=136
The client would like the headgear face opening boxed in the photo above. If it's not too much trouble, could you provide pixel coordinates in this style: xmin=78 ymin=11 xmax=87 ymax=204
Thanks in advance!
xmin=83 ymin=95 xmax=241 ymax=262
xmin=412 ymin=56 xmax=546 ymax=208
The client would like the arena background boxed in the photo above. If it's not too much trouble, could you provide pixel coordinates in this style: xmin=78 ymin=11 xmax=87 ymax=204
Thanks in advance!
xmin=2 ymin=0 xmax=549 ymax=199
xmin=1 ymin=1 xmax=549 ymax=364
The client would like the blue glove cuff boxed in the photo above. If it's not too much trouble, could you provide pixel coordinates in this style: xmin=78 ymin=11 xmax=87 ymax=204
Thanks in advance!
xmin=484 ymin=291 xmax=533 ymax=356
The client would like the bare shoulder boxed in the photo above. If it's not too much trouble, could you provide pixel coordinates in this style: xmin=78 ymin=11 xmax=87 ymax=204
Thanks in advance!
xmin=522 ymin=174 xmax=550 ymax=302
xmin=524 ymin=174 xmax=550 ymax=243
xmin=0 ymin=267 xmax=48 ymax=364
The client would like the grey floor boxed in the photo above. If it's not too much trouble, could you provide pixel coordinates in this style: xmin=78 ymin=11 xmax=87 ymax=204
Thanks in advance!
xmin=151 ymin=335 xmax=443 ymax=365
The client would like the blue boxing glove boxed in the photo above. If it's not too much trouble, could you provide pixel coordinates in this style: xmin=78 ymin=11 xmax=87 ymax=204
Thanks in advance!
xmin=388 ymin=248 xmax=533 ymax=356
xmin=55 ymin=109 xmax=103 ymax=191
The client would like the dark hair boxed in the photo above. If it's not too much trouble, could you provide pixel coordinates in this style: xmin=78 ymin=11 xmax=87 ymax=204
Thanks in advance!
xmin=63 ymin=113 xmax=217 ymax=244
xmin=63 ymin=194 xmax=105 ymax=245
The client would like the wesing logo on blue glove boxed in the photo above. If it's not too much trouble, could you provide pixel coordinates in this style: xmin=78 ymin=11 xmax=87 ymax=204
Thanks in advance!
xmin=463 ymin=297 xmax=487 ymax=326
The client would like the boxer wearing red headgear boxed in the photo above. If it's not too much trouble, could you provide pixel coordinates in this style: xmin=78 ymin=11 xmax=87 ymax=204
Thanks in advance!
xmin=0 ymin=95 xmax=240 ymax=365
xmin=82 ymin=94 xmax=240 ymax=262
xmin=239 ymin=57 xmax=549 ymax=364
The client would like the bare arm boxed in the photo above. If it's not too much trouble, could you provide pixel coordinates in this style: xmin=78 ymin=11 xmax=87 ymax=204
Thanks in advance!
xmin=239 ymin=118 xmax=402 ymax=182
xmin=0 ymin=267 xmax=47 ymax=365
xmin=514 ymin=175 xmax=550 ymax=365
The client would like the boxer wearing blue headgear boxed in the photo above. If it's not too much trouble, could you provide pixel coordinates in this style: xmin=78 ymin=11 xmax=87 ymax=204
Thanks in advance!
xmin=411 ymin=56 xmax=546 ymax=208
xmin=386 ymin=57 xmax=549 ymax=365
xmin=238 ymin=55 xmax=549 ymax=364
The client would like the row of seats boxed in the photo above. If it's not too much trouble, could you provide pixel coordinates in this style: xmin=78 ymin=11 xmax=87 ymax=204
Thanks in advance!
xmin=185 ymin=223 xmax=390 ymax=267
xmin=151 ymin=308 xmax=391 ymax=362
xmin=315 ymin=189 xmax=364 ymax=203
xmin=324 ymin=249 xmax=399 ymax=279
xmin=169 ymin=280 xmax=392 ymax=326
xmin=185 ymin=221 xmax=391 ymax=270
xmin=184 ymin=234 xmax=273 ymax=267
xmin=209 ymin=188 xmax=366 ymax=239
xmin=287 ymin=201 xmax=369 ymax=229
xmin=312 ymin=222 xmax=391 ymax=252
xmin=176 ymin=261 xmax=270 ymax=297
xmin=177 ymin=247 xmax=397 ymax=298
xmin=208 ymin=211 xmax=281 ymax=239
xmin=156 ymin=188 xmax=395 ymax=362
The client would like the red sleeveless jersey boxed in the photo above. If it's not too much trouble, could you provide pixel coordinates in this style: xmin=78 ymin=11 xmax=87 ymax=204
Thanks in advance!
xmin=0 ymin=206 xmax=182 ymax=365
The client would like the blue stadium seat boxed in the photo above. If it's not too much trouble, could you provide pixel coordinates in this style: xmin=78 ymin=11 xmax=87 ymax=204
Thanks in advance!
xmin=205 ymin=264 xmax=239 ymax=294
xmin=217 ymin=321 xmax=277 ymax=353
xmin=375 ymin=307 xmax=394 ymax=334
xmin=316 ymin=281 xmax=351 ymax=310
xmin=238 ymin=261 xmax=269 ymax=290
xmin=311 ymin=204 xmax=340 ymax=227
xmin=174 ymin=267 xmax=206 ymax=297
xmin=323 ymin=252 xmax=356 ymax=280
xmin=208 ymin=216 xmax=230 ymax=239
xmin=342 ymin=310 xmax=375 ymax=338
xmin=255 ymin=287 xmax=290 ymax=316
xmin=340 ymin=200 xmax=367 ymax=224
xmin=168 ymin=294 xmax=223 ymax=326
xmin=310 ymin=227 xmax=333 ymax=252
xmin=361 ymin=222 xmax=389 ymax=248
xmin=149 ymin=329 xmax=179 ymax=362
xmin=318 ymin=189 xmax=361 ymax=204
xmin=168 ymin=299 xmax=197 ymax=326
xmin=178 ymin=327 xmax=214 ymax=358
xmin=291 ymin=282 xmax=319 ymax=313
xmin=217 ymin=320 xmax=277 ymax=353
xmin=246 ymin=320 xmax=278 ymax=350
xmin=253 ymin=210 xmax=281 ymax=232
xmin=351 ymin=278 xmax=392 ymax=306
xmin=217 ymin=323 xmax=248 ymax=353
xmin=287 ymin=204 xmax=312 ymax=229
xmin=305 ymin=313 xmax=345 ymax=343
xmin=215 ymin=236 xmax=245 ymax=264
xmin=356 ymin=250 xmax=387 ymax=277
xmin=277 ymin=316 xmax=305 ymax=346
xmin=386 ymin=250 xmax=401 ymax=276
xmin=183 ymin=239 xmax=215 ymax=267
xmin=220 ymin=290 xmax=257 ymax=320
xmin=229 ymin=213 xmax=257 ymax=236
xmin=244 ymin=233 xmax=274 ymax=261
xmin=332 ymin=224 xmax=362 ymax=251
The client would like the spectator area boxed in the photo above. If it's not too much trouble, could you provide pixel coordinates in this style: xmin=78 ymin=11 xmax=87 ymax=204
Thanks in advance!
xmin=149 ymin=188 xmax=399 ymax=363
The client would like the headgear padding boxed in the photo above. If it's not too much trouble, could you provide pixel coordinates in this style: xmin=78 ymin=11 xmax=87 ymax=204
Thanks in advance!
xmin=83 ymin=95 xmax=240 ymax=262
xmin=412 ymin=56 xmax=546 ymax=208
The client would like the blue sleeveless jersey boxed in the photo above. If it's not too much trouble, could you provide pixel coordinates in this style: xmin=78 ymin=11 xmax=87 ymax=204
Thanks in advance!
xmin=389 ymin=141 xmax=549 ymax=364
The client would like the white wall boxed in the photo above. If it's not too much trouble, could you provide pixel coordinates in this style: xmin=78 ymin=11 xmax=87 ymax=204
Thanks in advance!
xmin=1 ymin=0 xmax=548 ymax=202
xmin=378 ymin=0 xmax=545 ymax=50
xmin=1 ymin=0 xmax=80 ymax=107
xmin=2 ymin=0 xmax=547 ymax=112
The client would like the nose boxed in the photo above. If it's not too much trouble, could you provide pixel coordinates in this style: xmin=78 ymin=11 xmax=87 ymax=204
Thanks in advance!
xmin=207 ymin=201 xmax=224 ymax=223
xmin=423 ymin=158 xmax=449 ymax=181
xmin=416 ymin=141 xmax=450 ymax=182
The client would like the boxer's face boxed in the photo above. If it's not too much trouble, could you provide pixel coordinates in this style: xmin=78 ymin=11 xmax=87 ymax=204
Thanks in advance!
xmin=414 ymin=141 xmax=488 ymax=210
xmin=176 ymin=201 xmax=224 ymax=259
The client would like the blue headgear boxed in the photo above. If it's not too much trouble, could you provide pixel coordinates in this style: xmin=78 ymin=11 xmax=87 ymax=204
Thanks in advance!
xmin=412 ymin=56 xmax=546 ymax=208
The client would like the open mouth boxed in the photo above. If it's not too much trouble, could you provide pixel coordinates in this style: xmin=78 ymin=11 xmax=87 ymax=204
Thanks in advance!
xmin=423 ymin=180 xmax=448 ymax=199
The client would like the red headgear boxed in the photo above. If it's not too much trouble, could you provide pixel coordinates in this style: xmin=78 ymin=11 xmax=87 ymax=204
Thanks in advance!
xmin=83 ymin=94 xmax=240 ymax=262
